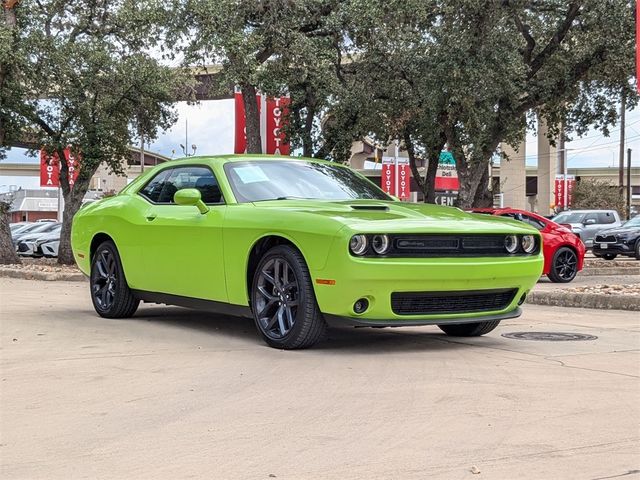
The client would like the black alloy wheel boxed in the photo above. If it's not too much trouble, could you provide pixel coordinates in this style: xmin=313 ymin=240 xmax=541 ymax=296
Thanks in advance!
xmin=635 ymin=240 xmax=640 ymax=260
xmin=90 ymin=240 xmax=139 ymax=318
xmin=548 ymin=247 xmax=578 ymax=283
xmin=251 ymin=245 xmax=326 ymax=349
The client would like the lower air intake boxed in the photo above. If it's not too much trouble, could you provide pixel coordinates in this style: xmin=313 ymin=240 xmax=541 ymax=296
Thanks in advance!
xmin=391 ymin=289 xmax=518 ymax=315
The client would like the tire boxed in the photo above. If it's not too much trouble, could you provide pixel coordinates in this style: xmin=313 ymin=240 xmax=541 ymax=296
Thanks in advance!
xmin=601 ymin=253 xmax=617 ymax=260
xmin=438 ymin=320 xmax=501 ymax=337
xmin=90 ymin=240 xmax=139 ymax=318
xmin=547 ymin=246 xmax=579 ymax=283
xmin=635 ymin=240 xmax=640 ymax=261
xmin=250 ymin=245 xmax=327 ymax=349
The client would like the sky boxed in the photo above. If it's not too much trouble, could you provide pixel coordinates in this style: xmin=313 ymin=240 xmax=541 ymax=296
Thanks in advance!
xmin=1 ymin=99 xmax=638 ymax=193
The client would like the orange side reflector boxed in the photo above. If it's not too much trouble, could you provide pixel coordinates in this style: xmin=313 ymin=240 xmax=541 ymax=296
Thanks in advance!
xmin=316 ymin=279 xmax=336 ymax=285
xmin=77 ymin=253 xmax=85 ymax=258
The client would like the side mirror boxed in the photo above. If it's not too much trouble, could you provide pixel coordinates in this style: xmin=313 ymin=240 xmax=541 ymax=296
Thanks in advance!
xmin=559 ymin=223 xmax=573 ymax=231
xmin=584 ymin=218 xmax=596 ymax=225
xmin=174 ymin=188 xmax=209 ymax=214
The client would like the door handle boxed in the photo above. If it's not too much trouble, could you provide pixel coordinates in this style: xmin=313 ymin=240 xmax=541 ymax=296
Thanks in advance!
xmin=145 ymin=213 xmax=157 ymax=221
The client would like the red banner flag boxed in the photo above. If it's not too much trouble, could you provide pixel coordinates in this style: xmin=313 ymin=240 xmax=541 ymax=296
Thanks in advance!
xmin=40 ymin=148 xmax=80 ymax=188
xmin=396 ymin=159 xmax=410 ymax=200
xmin=380 ymin=158 xmax=396 ymax=196
xmin=265 ymin=96 xmax=290 ymax=155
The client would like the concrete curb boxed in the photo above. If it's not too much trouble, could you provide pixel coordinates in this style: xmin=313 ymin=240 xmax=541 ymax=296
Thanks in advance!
xmin=580 ymin=267 xmax=640 ymax=276
xmin=528 ymin=290 xmax=640 ymax=311
xmin=0 ymin=267 xmax=87 ymax=282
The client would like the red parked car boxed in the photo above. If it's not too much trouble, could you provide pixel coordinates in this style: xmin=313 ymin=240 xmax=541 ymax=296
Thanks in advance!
xmin=470 ymin=208 xmax=586 ymax=283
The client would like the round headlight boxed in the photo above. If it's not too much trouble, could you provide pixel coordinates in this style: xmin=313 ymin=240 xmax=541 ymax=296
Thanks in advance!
xmin=349 ymin=235 xmax=368 ymax=255
xmin=521 ymin=235 xmax=536 ymax=253
xmin=371 ymin=234 xmax=390 ymax=254
xmin=504 ymin=235 xmax=519 ymax=253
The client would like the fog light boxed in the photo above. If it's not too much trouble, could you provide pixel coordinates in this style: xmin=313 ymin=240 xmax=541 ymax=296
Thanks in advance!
xmin=504 ymin=235 xmax=519 ymax=253
xmin=353 ymin=298 xmax=369 ymax=314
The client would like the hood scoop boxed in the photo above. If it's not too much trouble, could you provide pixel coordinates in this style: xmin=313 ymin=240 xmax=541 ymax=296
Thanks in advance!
xmin=349 ymin=204 xmax=389 ymax=211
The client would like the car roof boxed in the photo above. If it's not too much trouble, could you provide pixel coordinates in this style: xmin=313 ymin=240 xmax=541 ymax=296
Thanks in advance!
xmin=161 ymin=154 xmax=335 ymax=166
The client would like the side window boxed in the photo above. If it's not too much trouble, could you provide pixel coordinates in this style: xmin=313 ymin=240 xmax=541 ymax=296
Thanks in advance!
xmin=597 ymin=212 xmax=615 ymax=224
xmin=139 ymin=169 xmax=171 ymax=203
xmin=584 ymin=213 xmax=598 ymax=224
xmin=522 ymin=215 xmax=545 ymax=231
xmin=139 ymin=166 xmax=223 ymax=205
xmin=172 ymin=166 xmax=223 ymax=204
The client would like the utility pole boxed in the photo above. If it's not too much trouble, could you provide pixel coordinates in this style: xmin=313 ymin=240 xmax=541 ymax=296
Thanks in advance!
xmin=619 ymin=93 xmax=626 ymax=193
xmin=627 ymin=148 xmax=632 ymax=220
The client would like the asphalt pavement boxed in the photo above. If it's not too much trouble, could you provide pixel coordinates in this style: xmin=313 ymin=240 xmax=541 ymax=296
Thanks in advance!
xmin=1 ymin=278 xmax=639 ymax=479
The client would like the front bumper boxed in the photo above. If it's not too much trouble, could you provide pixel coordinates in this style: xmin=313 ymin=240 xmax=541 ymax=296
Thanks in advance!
xmin=593 ymin=242 xmax=636 ymax=256
xmin=324 ymin=307 xmax=522 ymax=328
xmin=312 ymin=253 xmax=543 ymax=325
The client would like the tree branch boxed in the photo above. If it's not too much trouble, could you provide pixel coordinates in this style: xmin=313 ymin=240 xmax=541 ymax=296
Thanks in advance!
xmin=528 ymin=1 xmax=582 ymax=78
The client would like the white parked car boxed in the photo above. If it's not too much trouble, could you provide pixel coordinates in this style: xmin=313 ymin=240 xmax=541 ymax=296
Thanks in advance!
xmin=16 ymin=224 xmax=61 ymax=257
xmin=41 ymin=240 xmax=60 ymax=258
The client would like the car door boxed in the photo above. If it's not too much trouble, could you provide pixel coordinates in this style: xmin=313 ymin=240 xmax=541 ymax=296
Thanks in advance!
xmin=136 ymin=165 xmax=228 ymax=302
xmin=581 ymin=213 xmax=600 ymax=245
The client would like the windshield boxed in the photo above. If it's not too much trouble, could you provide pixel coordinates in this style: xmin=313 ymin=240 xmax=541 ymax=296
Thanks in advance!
xmin=224 ymin=160 xmax=391 ymax=203
xmin=23 ymin=223 xmax=59 ymax=234
xmin=553 ymin=212 xmax=585 ymax=224
xmin=625 ymin=216 xmax=640 ymax=227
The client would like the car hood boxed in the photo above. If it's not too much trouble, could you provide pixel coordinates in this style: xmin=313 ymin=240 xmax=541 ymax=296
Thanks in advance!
xmin=597 ymin=226 xmax=640 ymax=236
xmin=251 ymin=199 xmax=538 ymax=234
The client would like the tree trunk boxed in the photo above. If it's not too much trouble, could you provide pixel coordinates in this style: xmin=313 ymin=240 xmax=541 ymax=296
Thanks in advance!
xmin=472 ymin=165 xmax=493 ymax=207
xmin=56 ymin=146 xmax=88 ymax=265
xmin=56 ymin=189 xmax=84 ymax=265
xmin=424 ymin=148 xmax=440 ymax=204
xmin=241 ymin=82 xmax=262 ymax=154
xmin=0 ymin=201 xmax=20 ymax=264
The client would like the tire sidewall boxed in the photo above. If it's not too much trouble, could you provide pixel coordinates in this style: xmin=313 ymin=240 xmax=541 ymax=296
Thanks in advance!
xmin=90 ymin=241 xmax=131 ymax=317
xmin=251 ymin=245 xmax=315 ymax=346
xmin=549 ymin=246 xmax=577 ymax=283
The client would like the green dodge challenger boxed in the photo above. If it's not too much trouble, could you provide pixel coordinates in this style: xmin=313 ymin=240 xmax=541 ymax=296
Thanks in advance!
xmin=72 ymin=155 xmax=543 ymax=349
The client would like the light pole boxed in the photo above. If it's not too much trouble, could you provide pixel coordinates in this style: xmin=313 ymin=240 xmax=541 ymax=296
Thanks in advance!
xmin=561 ymin=148 xmax=574 ymax=211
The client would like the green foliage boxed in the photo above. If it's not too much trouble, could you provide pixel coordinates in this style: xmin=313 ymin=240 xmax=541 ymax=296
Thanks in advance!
xmin=2 ymin=0 xmax=187 ymax=263
xmin=571 ymin=178 xmax=626 ymax=214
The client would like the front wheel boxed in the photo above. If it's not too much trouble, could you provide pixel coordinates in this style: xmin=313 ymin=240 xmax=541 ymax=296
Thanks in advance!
xmin=90 ymin=240 xmax=139 ymax=318
xmin=251 ymin=245 xmax=327 ymax=349
xmin=634 ymin=240 xmax=640 ymax=260
xmin=548 ymin=247 xmax=579 ymax=283
xmin=438 ymin=320 xmax=500 ymax=337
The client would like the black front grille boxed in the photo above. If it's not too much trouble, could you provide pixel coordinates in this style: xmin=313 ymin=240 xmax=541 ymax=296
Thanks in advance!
xmin=391 ymin=234 xmax=515 ymax=256
xmin=391 ymin=289 xmax=518 ymax=315
xmin=595 ymin=234 xmax=616 ymax=243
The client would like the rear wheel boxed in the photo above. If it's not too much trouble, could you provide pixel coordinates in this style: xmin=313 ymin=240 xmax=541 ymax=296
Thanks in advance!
xmin=90 ymin=240 xmax=139 ymax=318
xmin=438 ymin=320 xmax=500 ymax=337
xmin=601 ymin=253 xmax=617 ymax=260
xmin=251 ymin=245 xmax=327 ymax=349
xmin=548 ymin=247 xmax=578 ymax=283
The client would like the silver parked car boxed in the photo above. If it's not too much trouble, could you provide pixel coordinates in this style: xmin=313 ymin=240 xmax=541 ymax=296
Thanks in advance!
xmin=15 ymin=223 xmax=61 ymax=255
xmin=551 ymin=210 xmax=623 ymax=248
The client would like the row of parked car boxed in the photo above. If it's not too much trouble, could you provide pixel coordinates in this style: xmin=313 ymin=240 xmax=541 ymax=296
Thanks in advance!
xmin=9 ymin=220 xmax=61 ymax=258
